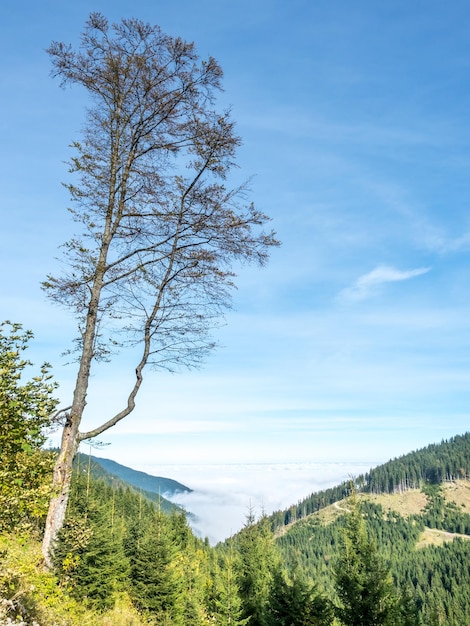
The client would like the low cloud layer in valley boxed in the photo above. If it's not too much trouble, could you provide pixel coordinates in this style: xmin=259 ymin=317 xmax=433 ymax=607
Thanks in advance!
xmin=141 ymin=461 xmax=374 ymax=543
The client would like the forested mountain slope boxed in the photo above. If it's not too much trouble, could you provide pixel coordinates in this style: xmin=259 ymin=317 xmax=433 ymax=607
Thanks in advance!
xmin=86 ymin=454 xmax=191 ymax=496
xmin=275 ymin=484 xmax=470 ymax=625
xmin=268 ymin=433 xmax=470 ymax=625
xmin=269 ymin=432 xmax=470 ymax=530
xmin=2 ymin=432 xmax=470 ymax=624
xmin=73 ymin=452 xmax=186 ymax=514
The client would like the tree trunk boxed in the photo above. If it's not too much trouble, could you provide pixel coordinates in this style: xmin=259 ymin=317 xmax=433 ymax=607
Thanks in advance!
xmin=42 ymin=248 xmax=105 ymax=567
xmin=41 ymin=415 xmax=80 ymax=568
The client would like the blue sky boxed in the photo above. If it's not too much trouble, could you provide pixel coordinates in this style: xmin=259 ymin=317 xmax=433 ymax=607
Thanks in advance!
xmin=1 ymin=1 xmax=470 ymax=478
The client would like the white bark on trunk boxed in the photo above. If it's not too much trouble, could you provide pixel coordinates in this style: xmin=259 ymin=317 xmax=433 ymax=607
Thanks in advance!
xmin=41 ymin=417 xmax=80 ymax=568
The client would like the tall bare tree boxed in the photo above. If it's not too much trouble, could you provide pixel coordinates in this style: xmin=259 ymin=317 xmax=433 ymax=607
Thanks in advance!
xmin=41 ymin=13 xmax=279 ymax=566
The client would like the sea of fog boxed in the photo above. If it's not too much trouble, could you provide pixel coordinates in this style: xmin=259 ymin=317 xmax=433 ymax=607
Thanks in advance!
xmin=138 ymin=461 xmax=378 ymax=544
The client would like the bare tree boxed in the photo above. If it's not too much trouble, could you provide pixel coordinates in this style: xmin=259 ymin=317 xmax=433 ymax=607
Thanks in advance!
xmin=41 ymin=13 xmax=279 ymax=566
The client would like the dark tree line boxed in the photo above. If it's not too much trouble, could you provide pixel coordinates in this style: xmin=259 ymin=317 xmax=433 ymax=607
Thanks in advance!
xmin=362 ymin=433 xmax=470 ymax=494
xmin=269 ymin=433 xmax=470 ymax=533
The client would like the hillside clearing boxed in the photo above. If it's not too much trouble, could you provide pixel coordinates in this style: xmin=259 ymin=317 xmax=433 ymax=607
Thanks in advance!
xmin=416 ymin=527 xmax=470 ymax=549
xmin=442 ymin=479 xmax=470 ymax=509
xmin=366 ymin=489 xmax=428 ymax=517
xmin=276 ymin=480 xmax=470 ymax=535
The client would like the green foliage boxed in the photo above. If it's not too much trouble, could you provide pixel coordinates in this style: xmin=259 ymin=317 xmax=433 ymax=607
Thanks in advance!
xmin=0 ymin=321 xmax=59 ymax=533
xmin=53 ymin=474 xmax=130 ymax=611
xmin=0 ymin=322 xmax=58 ymax=458
xmin=269 ymin=433 xmax=470 ymax=533
xmin=3 ymin=409 xmax=469 ymax=625
xmin=0 ymin=533 xmax=149 ymax=625
xmin=0 ymin=552 xmax=40 ymax=624
xmin=125 ymin=507 xmax=212 ymax=625
xmin=401 ymin=539 xmax=470 ymax=625
xmin=127 ymin=511 xmax=186 ymax=623
xmin=271 ymin=433 xmax=470 ymax=624
xmin=417 ymin=483 xmax=470 ymax=533
xmin=1 ymin=450 xmax=57 ymax=536
xmin=333 ymin=495 xmax=417 ymax=625
xmin=0 ymin=533 xmax=87 ymax=625
xmin=235 ymin=511 xmax=282 ymax=626
xmin=53 ymin=467 xmax=214 ymax=623
xmin=208 ymin=542 xmax=248 ymax=626
xmin=266 ymin=568 xmax=333 ymax=626
xmin=277 ymin=490 xmax=470 ymax=625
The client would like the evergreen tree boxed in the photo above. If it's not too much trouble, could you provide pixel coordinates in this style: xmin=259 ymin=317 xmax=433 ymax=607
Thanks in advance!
xmin=266 ymin=567 xmax=333 ymax=626
xmin=236 ymin=510 xmax=280 ymax=626
xmin=53 ymin=474 xmax=129 ymax=610
xmin=211 ymin=541 xmax=248 ymax=626
xmin=333 ymin=494 xmax=419 ymax=626
xmin=169 ymin=510 xmax=211 ymax=625
xmin=127 ymin=509 xmax=185 ymax=624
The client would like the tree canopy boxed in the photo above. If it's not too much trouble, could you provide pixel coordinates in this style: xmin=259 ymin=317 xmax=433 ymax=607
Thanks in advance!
xmin=0 ymin=321 xmax=58 ymax=533
xmin=41 ymin=13 xmax=279 ymax=565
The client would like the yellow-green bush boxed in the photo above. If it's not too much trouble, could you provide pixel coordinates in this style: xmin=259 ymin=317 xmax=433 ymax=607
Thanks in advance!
xmin=0 ymin=534 xmax=148 ymax=626
xmin=0 ymin=322 xmax=59 ymax=536
xmin=0 ymin=450 xmax=56 ymax=535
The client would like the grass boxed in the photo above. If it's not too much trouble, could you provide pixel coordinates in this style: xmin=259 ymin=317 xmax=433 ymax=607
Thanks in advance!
xmin=365 ymin=489 xmax=428 ymax=518
xmin=416 ymin=527 xmax=470 ymax=549
xmin=441 ymin=480 xmax=470 ymax=509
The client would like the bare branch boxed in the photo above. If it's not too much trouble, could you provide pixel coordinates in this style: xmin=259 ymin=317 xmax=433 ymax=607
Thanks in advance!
xmin=42 ymin=12 xmax=279 ymax=565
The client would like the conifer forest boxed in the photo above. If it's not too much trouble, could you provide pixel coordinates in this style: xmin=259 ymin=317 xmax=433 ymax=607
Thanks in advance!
xmin=1 ymin=322 xmax=470 ymax=624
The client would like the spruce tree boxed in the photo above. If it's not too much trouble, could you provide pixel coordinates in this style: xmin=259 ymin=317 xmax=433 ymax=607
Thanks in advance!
xmin=266 ymin=568 xmax=333 ymax=626
xmin=333 ymin=494 xmax=419 ymax=626
xmin=53 ymin=474 xmax=129 ymax=610
xmin=236 ymin=510 xmax=280 ymax=626
xmin=170 ymin=510 xmax=211 ymax=625
xmin=128 ymin=509 xmax=185 ymax=624
xmin=211 ymin=541 xmax=248 ymax=626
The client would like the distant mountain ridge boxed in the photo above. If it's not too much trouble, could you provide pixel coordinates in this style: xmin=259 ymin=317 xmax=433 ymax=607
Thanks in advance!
xmin=74 ymin=452 xmax=191 ymax=515
xmin=90 ymin=455 xmax=192 ymax=497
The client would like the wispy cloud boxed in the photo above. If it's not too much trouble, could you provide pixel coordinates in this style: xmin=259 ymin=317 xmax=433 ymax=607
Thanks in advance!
xmin=338 ymin=264 xmax=431 ymax=303
xmin=425 ymin=230 xmax=470 ymax=255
